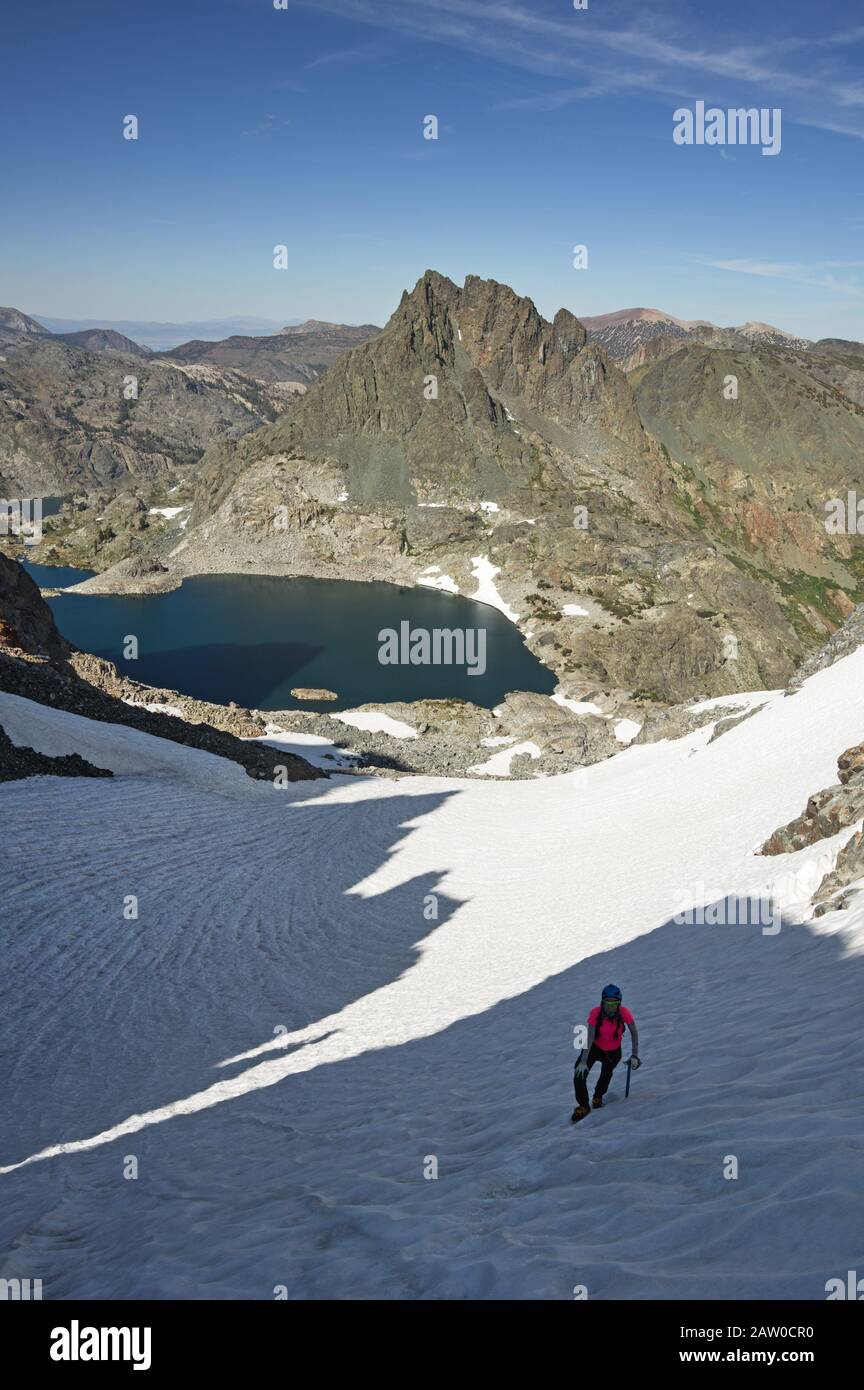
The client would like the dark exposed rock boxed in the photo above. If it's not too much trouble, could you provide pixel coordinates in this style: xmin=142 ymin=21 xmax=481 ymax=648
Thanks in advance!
xmin=633 ymin=342 xmax=864 ymax=503
xmin=493 ymin=690 xmax=618 ymax=764
xmin=0 ymin=648 xmax=324 ymax=783
xmin=755 ymin=612 xmax=864 ymax=909
xmin=0 ymin=722 xmax=112 ymax=782
xmin=0 ymin=550 xmax=68 ymax=660
xmin=255 ymin=689 xmax=629 ymax=779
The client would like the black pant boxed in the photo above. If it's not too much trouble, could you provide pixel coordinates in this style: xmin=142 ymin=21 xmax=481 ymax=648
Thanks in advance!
xmin=573 ymin=1044 xmax=621 ymax=1107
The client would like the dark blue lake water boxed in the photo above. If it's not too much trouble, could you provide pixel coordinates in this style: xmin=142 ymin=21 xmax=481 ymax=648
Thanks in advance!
xmin=24 ymin=559 xmax=96 ymax=589
xmin=24 ymin=566 xmax=555 ymax=712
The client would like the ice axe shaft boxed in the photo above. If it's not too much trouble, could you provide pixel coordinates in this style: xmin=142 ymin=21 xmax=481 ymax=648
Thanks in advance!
xmin=625 ymin=1059 xmax=633 ymax=1098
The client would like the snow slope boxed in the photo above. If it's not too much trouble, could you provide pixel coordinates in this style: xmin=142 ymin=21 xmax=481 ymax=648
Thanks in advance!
xmin=1 ymin=650 xmax=864 ymax=1300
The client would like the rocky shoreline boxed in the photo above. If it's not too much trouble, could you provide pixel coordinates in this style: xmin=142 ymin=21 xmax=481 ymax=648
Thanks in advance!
xmin=1 ymin=543 xmax=762 ymax=782
xmin=0 ymin=552 xmax=323 ymax=784
xmin=32 ymin=649 xmax=746 ymax=781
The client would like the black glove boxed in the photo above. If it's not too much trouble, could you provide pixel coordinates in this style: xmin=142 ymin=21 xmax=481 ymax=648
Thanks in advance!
xmin=629 ymin=1056 xmax=641 ymax=1070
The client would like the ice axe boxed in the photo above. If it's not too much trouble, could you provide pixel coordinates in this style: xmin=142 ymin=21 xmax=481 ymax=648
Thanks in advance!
xmin=625 ymin=1058 xmax=639 ymax=1098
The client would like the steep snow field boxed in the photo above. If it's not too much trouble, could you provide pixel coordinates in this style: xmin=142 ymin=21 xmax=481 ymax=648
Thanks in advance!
xmin=1 ymin=649 xmax=864 ymax=1300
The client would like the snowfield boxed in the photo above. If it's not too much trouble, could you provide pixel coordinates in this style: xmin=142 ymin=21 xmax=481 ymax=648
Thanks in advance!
xmin=2 ymin=648 xmax=864 ymax=1300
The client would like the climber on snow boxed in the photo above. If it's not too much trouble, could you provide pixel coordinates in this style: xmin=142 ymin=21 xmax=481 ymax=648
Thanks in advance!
xmin=571 ymin=984 xmax=640 ymax=1123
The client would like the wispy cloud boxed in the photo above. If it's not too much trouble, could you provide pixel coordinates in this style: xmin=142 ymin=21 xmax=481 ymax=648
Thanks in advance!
xmin=241 ymin=114 xmax=292 ymax=137
xmin=305 ymin=38 xmax=389 ymax=70
xmin=701 ymin=257 xmax=864 ymax=301
xmin=295 ymin=0 xmax=864 ymax=139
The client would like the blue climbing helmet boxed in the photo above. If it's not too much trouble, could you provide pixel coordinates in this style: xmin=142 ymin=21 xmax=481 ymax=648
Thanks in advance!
xmin=600 ymin=983 xmax=624 ymax=1037
xmin=601 ymin=984 xmax=622 ymax=1016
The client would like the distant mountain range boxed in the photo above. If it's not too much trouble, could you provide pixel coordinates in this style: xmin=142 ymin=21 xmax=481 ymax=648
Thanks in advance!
xmin=28 ymin=314 xmax=291 ymax=351
xmin=0 ymin=306 xmax=307 ymax=497
xmin=4 ymin=302 xmax=819 ymax=373
xmin=0 ymin=308 xmax=382 ymax=385
xmin=162 ymin=320 xmax=381 ymax=384
xmin=0 ymin=306 xmax=381 ymax=503
xmin=10 ymin=304 xmax=819 ymax=359
xmin=580 ymin=306 xmax=812 ymax=368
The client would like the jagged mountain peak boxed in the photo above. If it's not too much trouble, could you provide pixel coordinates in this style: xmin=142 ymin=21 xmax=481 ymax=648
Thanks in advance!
xmin=392 ymin=270 xmax=593 ymax=384
xmin=249 ymin=268 xmax=648 ymax=516
xmin=294 ymin=269 xmax=639 ymax=444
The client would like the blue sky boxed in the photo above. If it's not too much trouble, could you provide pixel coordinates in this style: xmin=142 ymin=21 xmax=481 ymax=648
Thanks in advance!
xmin=2 ymin=0 xmax=863 ymax=338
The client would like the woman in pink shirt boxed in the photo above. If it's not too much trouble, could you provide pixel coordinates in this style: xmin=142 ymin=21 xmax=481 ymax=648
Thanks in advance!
xmin=572 ymin=984 xmax=640 ymax=1123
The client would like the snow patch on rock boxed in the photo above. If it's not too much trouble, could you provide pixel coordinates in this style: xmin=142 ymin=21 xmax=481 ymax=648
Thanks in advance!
xmin=614 ymin=718 xmax=642 ymax=744
xmin=418 ymin=567 xmax=459 ymax=595
xmin=469 ymin=740 xmax=542 ymax=776
xmin=469 ymin=556 xmax=519 ymax=623
xmin=334 ymin=710 xmax=419 ymax=740
xmin=551 ymin=692 xmax=603 ymax=717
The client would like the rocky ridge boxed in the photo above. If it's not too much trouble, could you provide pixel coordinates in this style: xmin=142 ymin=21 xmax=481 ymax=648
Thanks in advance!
xmin=0 ymin=337 xmax=293 ymax=496
xmin=77 ymin=270 xmax=863 ymax=706
xmin=162 ymin=321 xmax=380 ymax=385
